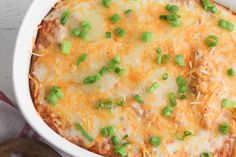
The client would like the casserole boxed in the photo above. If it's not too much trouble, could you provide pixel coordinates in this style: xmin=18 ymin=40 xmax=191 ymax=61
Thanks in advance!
xmin=13 ymin=0 xmax=236 ymax=156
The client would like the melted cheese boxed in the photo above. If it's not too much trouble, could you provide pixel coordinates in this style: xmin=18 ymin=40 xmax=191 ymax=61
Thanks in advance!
xmin=31 ymin=0 xmax=236 ymax=156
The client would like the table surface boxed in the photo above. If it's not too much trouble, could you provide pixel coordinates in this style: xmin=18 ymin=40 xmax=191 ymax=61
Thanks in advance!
xmin=0 ymin=0 xmax=32 ymax=96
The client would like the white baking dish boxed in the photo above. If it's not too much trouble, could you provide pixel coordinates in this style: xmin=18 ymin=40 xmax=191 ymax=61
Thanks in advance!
xmin=12 ymin=0 xmax=236 ymax=156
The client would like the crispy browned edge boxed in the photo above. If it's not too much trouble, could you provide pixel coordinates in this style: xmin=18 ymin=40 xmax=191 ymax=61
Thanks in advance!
xmin=28 ymin=0 xmax=236 ymax=156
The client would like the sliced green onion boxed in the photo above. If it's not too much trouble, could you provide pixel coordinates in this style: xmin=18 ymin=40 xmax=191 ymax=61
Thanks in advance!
xmin=81 ymin=21 xmax=92 ymax=32
xmin=148 ymin=82 xmax=160 ymax=93
xmin=76 ymin=53 xmax=87 ymax=66
xmin=156 ymin=55 xmax=162 ymax=64
xmin=101 ymin=127 xmax=109 ymax=137
xmin=115 ymin=146 xmax=128 ymax=157
xmin=107 ymin=126 xmax=116 ymax=136
xmin=165 ymin=4 xmax=179 ymax=14
xmin=47 ymin=93 xmax=59 ymax=105
xmin=124 ymin=9 xmax=132 ymax=16
xmin=162 ymin=73 xmax=168 ymax=80
xmin=162 ymin=54 xmax=171 ymax=64
xmin=175 ymin=55 xmax=185 ymax=67
xmin=205 ymin=35 xmax=219 ymax=47
xmin=157 ymin=48 xmax=162 ymax=54
xmin=75 ymin=123 xmax=94 ymax=142
xmin=114 ymin=27 xmax=127 ymax=37
xmin=60 ymin=10 xmax=70 ymax=25
xmin=116 ymin=97 xmax=126 ymax=106
xmin=112 ymin=136 xmax=120 ymax=145
xmin=106 ymin=32 xmax=112 ymax=39
xmin=134 ymin=94 xmax=144 ymax=104
xmin=222 ymin=98 xmax=236 ymax=108
xmin=142 ymin=32 xmax=154 ymax=42
xmin=219 ymin=122 xmax=229 ymax=135
xmin=61 ymin=40 xmax=72 ymax=55
xmin=99 ymin=66 xmax=108 ymax=76
xmin=122 ymin=142 xmax=130 ymax=147
xmin=47 ymin=86 xmax=64 ymax=105
xmin=162 ymin=106 xmax=174 ymax=117
xmin=150 ymin=136 xmax=161 ymax=146
xmin=227 ymin=68 xmax=235 ymax=76
xmin=110 ymin=13 xmax=121 ymax=24
xmin=169 ymin=92 xmax=176 ymax=107
xmin=176 ymin=75 xmax=188 ymax=94
xmin=84 ymin=74 xmax=101 ymax=84
xmin=108 ymin=55 xmax=121 ymax=72
xmin=218 ymin=19 xmax=234 ymax=32
xmin=202 ymin=0 xmax=218 ymax=13
xmin=71 ymin=28 xmax=81 ymax=36
xmin=160 ymin=14 xmax=182 ymax=27
xmin=115 ymin=67 xmax=126 ymax=76
xmin=102 ymin=0 xmax=112 ymax=8
xmin=175 ymin=131 xmax=192 ymax=141
xmin=79 ymin=31 xmax=89 ymax=39
xmin=123 ymin=134 xmax=129 ymax=140
xmin=96 ymin=99 xmax=113 ymax=109
xmin=200 ymin=152 xmax=213 ymax=157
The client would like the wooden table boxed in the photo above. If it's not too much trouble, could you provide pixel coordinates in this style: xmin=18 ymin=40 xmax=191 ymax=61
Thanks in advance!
xmin=0 ymin=0 xmax=32 ymax=96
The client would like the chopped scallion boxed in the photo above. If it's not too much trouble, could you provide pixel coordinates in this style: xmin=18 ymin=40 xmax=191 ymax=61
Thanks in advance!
xmin=110 ymin=13 xmax=121 ymax=24
xmin=75 ymin=123 xmax=94 ymax=142
xmin=102 ymin=0 xmax=112 ymax=8
xmin=76 ymin=53 xmax=87 ymax=66
xmin=114 ymin=27 xmax=126 ymax=37
xmin=61 ymin=40 xmax=72 ymax=55
xmin=227 ymin=68 xmax=235 ymax=76
xmin=142 ymin=32 xmax=154 ymax=42
xmin=175 ymin=55 xmax=185 ymax=67
xmin=150 ymin=136 xmax=161 ymax=146
xmin=218 ymin=19 xmax=234 ymax=32
xmin=165 ymin=4 xmax=179 ymax=14
xmin=148 ymin=82 xmax=160 ymax=93
xmin=71 ymin=28 xmax=81 ymax=36
xmin=205 ymin=35 xmax=219 ymax=47
xmin=60 ymin=10 xmax=70 ymax=25
xmin=106 ymin=32 xmax=112 ymax=39
xmin=134 ymin=94 xmax=144 ymax=104
xmin=162 ymin=73 xmax=168 ymax=80
xmin=222 ymin=98 xmax=236 ymax=108
xmin=162 ymin=106 xmax=174 ymax=117
xmin=124 ymin=9 xmax=132 ymax=16
xmin=219 ymin=122 xmax=229 ymax=135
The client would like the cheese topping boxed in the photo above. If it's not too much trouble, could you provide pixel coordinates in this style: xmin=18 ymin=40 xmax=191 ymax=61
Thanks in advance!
xmin=30 ymin=0 xmax=236 ymax=156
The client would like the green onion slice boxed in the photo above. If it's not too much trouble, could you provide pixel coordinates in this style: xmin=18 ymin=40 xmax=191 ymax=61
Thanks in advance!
xmin=165 ymin=4 xmax=179 ymax=14
xmin=148 ymin=82 xmax=160 ymax=93
xmin=124 ymin=9 xmax=132 ymax=16
xmin=75 ymin=123 xmax=94 ymax=142
xmin=110 ymin=13 xmax=121 ymax=24
xmin=134 ymin=94 xmax=144 ymax=104
xmin=142 ymin=32 xmax=154 ymax=42
xmin=222 ymin=98 xmax=236 ymax=108
xmin=114 ymin=27 xmax=127 ymax=37
xmin=205 ymin=35 xmax=219 ymax=47
xmin=150 ymin=136 xmax=161 ymax=146
xmin=175 ymin=55 xmax=185 ymax=67
xmin=175 ymin=131 xmax=192 ymax=141
xmin=200 ymin=152 xmax=213 ymax=157
xmin=102 ymin=0 xmax=112 ymax=8
xmin=60 ymin=10 xmax=70 ymax=25
xmin=162 ymin=106 xmax=174 ymax=117
xmin=162 ymin=73 xmax=168 ymax=80
xmin=61 ymin=40 xmax=72 ymax=55
xmin=219 ymin=122 xmax=229 ymax=135
xmin=76 ymin=53 xmax=87 ymax=66
xmin=218 ymin=19 xmax=234 ymax=32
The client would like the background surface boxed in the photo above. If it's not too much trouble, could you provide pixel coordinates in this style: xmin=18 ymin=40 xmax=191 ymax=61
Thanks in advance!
xmin=0 ymin=0 xmax=32 ymax=96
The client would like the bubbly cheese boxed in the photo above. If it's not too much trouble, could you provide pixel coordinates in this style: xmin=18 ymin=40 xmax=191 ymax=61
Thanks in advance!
xmin=30 ymin=0 xmax=236 ymax=156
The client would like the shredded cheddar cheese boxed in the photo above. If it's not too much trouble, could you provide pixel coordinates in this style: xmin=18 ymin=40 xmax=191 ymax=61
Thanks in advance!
xmin=30 ymin=0 xmax=236 ymax=156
